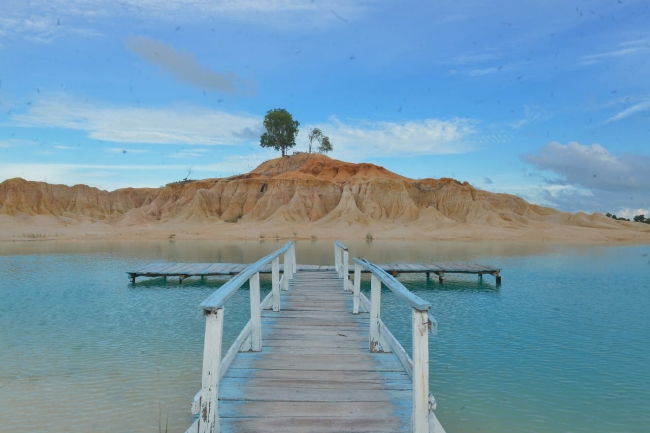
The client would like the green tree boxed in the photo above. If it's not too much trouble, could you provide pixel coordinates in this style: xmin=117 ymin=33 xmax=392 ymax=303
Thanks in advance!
xmin=307 ymin=127 xmax=333 ymax=154
xmin=633 ymin=214 xmax=646 ymax=223
xmin=260 ymin=108 xmax=300 ymax=157
xmin=308 ymin=128 xmax=322 ymax=153
xmin=318 ymin=136 xmax=333 ymax=154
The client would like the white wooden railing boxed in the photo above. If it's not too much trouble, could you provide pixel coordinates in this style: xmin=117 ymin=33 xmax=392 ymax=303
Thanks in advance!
xmin=185 ymin=242 xmax=296 ymax=433
xmin=333 ymin=240 xmax=349 ymax=291
xmin=335 ymin=241 xmax=446 ymax=433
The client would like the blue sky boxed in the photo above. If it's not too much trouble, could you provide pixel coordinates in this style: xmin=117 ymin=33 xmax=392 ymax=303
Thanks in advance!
xmin=1 ymin=0 xmax=648 ymax=217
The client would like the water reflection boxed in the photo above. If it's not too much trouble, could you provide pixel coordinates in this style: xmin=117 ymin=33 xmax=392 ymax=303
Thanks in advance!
xmin=0 ymin=239 xmax=606 ymax=263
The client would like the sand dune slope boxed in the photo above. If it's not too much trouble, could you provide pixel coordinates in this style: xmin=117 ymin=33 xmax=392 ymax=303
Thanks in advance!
xmin=1 ymin=154 xmax=648 ymax=243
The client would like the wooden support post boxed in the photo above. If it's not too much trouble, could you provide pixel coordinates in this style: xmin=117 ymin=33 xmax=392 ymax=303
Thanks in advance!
xmin=198 ymin=308 xmax=224 ymax=433
xmin=287 ymin=250 xmax=294 ymax=279
xmin=411 ymin=308 xmax=430 ymax=433
xmin=334 ymin=244 xmax=340 ymax=276
xmin=272 ymin=257 xmax=280 ymax=312
xmin=478 ymin=273 xmax=483 ymax=281
xmin=249 ymin=273 xmax=262 ymax=352
xmin=292 ymin=243 xmax=297 ymax=275
xmin=369 ymin=275 xmax=382 ymax=352
xmin=343 ymin=250 xmax=349 ymax=291
xmin=353 ymin=263 xmax=361 ymax=314
xmin=425 ymin=272 xmax=430 ymax=281
xmin=438 ymin=273 xmax=444 ymax=283
xmin=496 ymin=272 xmax=501 ymax=284
xmin=282 ymin=253 xmax=290 ymax=291
xmin=130 ymin=274 xmax=136 ymax=283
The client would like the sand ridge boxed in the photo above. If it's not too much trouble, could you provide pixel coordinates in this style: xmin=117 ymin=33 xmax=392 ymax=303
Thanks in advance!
xmin=1 ymin=154 xmax=649 ymax=243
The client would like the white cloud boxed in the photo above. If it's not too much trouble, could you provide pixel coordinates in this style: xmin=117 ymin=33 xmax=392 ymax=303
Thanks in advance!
xmin=12 ymin=93 xmax=263 ymax=145
xmin=125 ymin=36 xmax=254 ymax=95
xmin=605 ymin=99 xmax=650 ymax=124
xmin=0 ymin=14 xmax=101 ymax=43
xmin=0 ymin=138 xmax=39 ymax=149
xmin=578 ymin=40 xmax=650 ymax=66
xmin=442 ymin=52 xmax=502 ymax=65
xmin=302 ymin=116 xmax=476 ymax=159
xmin=449 ymin=61 xmax=520 ymax=77
xmin=1 ymin=0 xmax=366 ymax=41
xmin=510 ymin=104 xmax=542 ymax=129
xmin=616 ymin=208 xmax=650 ymax=220
xmin=170 ymin=148 xmax=210 ymax=158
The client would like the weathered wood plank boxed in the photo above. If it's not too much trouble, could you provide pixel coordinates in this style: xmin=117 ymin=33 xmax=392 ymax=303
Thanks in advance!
xmin=219 ymin=400 xmax=410 ymax=418
xmin=227 ymin=354 xmax=405 ymax=372
xmin=218 ymin=416 xmax=408 ymax=433
xmin=220 ymin=376 xmax=412 ymax=390
xmin=134 ymin=263 xmax=167 ymax=273
xmin=219 ymin=384 xmax=412 ymax=402
xmin=222 ymin=368 xmax=410 ymax=382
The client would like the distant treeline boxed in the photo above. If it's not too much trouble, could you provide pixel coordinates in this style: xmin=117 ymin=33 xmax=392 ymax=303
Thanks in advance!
xmin=606 ymin=213 xmax=650 ymax=224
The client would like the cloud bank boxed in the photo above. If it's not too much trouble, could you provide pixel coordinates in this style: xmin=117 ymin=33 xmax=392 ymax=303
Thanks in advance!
xmin=523 ymin=141 xmax=650 ymax=214
xmin=13 ymin=94 xmax=263 ymax=145
xmin=305 ymin=117 xmax=476 ymax=159
xmin=11 ymin=94 xmax=477 ymax=160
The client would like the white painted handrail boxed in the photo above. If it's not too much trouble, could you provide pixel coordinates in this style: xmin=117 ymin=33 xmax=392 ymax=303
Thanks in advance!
xmin=333 ymin=240 xmax=350 ymax=290
xmin=335 ymin=241 xmax=445 ymax=433
xmin=186 ymin=241 xmax=296 ymax=433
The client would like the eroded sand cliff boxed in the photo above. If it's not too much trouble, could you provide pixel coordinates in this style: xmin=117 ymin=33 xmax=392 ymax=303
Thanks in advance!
xmin=1 ymin=154 xmax=648 ymax=243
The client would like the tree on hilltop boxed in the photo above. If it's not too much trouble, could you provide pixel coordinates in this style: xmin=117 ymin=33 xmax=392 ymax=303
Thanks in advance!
xmin=260 ymin=108 xmax=300 ymax=157
xmin=307 ymin=127 xmax=333 ymax=154
xmin=318 ymin=136 xmax=332 ymax=154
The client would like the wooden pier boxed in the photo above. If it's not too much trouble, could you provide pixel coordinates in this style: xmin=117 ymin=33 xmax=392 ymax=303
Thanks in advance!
xmin=128 ymin=260 xmax=501 ymax=284
xmin=216 ymin=270 xmax=414 ymax=431
xmin=179 ymin=241 xmax=448 ymax=433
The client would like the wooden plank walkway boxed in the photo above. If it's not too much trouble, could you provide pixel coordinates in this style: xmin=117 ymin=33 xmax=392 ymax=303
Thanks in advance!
xmin=217 ymin=269 xmax=412 ymax=432
xmin=128 ymin=262 xmax=501 ymax=283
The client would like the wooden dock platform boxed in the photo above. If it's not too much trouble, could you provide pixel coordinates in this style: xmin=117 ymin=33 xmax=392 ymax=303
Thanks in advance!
xmin=217 ymin=270 xmax=412 ymax=431
xmin=181 ymin=241 xmax=448 ymax=433
xmin=128 ymin=262 xmax=501 ymax=283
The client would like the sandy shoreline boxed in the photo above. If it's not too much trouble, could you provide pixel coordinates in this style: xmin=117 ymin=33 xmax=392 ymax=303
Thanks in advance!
xmin=3 ymin=217 xmax=650 ymax=245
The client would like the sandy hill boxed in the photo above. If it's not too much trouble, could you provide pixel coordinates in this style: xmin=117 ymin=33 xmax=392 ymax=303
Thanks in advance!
xmin=1 ymin=153 xmax=648 ymax=243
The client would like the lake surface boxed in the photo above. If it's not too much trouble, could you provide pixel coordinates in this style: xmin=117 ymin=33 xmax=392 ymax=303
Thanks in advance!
xmin=1 ymin=240 xmax=649 ymax=432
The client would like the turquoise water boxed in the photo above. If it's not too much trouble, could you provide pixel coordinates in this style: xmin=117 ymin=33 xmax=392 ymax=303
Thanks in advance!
xmin=0 ymin=240 xmax=648 ymax=432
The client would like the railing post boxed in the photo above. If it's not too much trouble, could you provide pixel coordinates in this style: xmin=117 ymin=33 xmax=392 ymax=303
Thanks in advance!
xmin=198 ymin=308 xmax=223 ymax=433
xmin=292 ymin=243 xmax=297 ymax=275
xmin=343 ymin=249 xmax=349 ymax=291
xmin=353 ymin=263 xmax=361 ymax=314
xmin=334 ymin=243 xmax=340 ymax=276
xmin=411 ymin=308 xmax=430 ymax=433
xmin=272 ymin=257 xmax=280 ymax=312
xmin=282 ymin=252 xmax=290 ymax=291
xmin=249 ymin=273 xmax=262 ymax=351
xmin=285 ymin=248 xmax=293 ymax=276
xmin=369 ymin=274 xmax=382 ymax=352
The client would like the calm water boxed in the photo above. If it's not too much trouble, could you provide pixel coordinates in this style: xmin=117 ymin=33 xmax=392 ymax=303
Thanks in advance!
xmin=0 ymin=240 xmax=648 ymax=432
